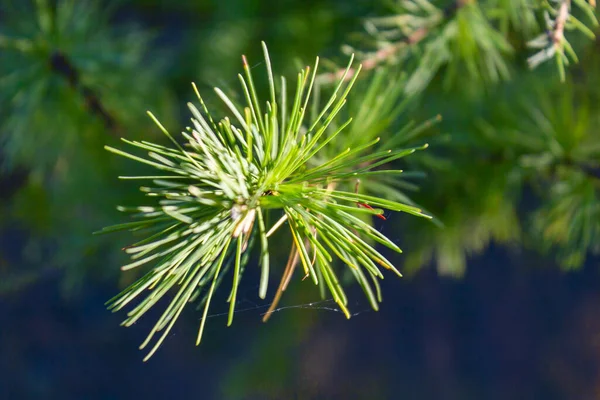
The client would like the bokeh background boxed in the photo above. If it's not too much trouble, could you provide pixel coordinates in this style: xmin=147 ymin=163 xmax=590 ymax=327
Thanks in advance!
xmin=2 ymin=0 xmax=600 ymax=399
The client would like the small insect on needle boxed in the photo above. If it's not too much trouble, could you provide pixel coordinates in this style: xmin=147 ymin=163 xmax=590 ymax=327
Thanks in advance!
xmin=356 ymin=202 xmax=387 ymax=220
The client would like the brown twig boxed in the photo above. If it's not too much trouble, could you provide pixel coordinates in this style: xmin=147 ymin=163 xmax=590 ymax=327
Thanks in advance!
xmin=49 ymin=51 xmax=118 ymax=132
xmin=552 ymin=0 xmax=571 ymax=47
xmin=262 ymin=243 xmax=299 ymax=322
xmin=316 ymin=1 xmax=466 ymax=85
xmin=316 ymin=28 xmax=428 ymax=85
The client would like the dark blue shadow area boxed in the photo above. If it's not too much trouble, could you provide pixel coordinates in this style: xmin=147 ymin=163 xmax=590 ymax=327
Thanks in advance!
xmin=2 ymin=245 xmax=599 ymax=399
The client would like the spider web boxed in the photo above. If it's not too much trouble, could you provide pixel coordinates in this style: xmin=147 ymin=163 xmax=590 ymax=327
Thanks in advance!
xmin=204 ymin=283 xmax=374 ymax=321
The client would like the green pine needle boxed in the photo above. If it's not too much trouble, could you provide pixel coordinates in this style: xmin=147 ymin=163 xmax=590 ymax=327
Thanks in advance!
xmin=98 ymin=42 xmax=430 ymax=360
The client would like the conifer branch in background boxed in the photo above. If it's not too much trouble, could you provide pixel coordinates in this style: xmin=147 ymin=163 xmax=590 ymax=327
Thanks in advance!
xmin=320 ymin=0 xmax=597 ymax=92
xmin=0 ymin=0 xmax=167 ymax=172
xmin=317 ymin=0 xmax=468 ymax=85
xmin=330 ymin=0 xmax=513 ymax=93
xmin=527 ymin=0 xmax=598 ymax=81
xmin=48 ymin=51 xmax=117 ymax=131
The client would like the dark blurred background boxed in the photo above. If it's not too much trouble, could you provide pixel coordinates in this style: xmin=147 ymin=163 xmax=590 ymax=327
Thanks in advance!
xmin=2 ymin=0 xmax=600 ymax=399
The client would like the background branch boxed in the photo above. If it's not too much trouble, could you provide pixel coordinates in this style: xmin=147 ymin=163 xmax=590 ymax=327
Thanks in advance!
xmin=317 ymin=0 xmax=467 ymax=85
xmin=49 ymin=51 xmax=118 ymax=132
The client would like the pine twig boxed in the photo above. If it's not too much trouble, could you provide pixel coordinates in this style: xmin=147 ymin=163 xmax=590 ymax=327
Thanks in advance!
xmin=317 ymin=0 xmax=467 ymax=85
xmin=262 ymin=244 xmax=299 ymax=322
xmin=527 ymin=0 xmax=598 ymax=79
xmin=552 ymin=0 xmax=571 ymax=47
xmin=317 ymin=29 xmax=427 ymax=85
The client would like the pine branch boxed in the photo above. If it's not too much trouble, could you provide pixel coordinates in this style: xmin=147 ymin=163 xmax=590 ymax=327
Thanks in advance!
xmin=99 ymin=43 xmax=431 ymax=360
xmin=527 ymin=0 xmax=572 ymax=71
xmin=316 ymin=28 xmax=427 ymax=85
xmin=317 ymin=0 xmax=468 ymax=85
xmin=527 ymin=0 xmax=598 ymax=80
